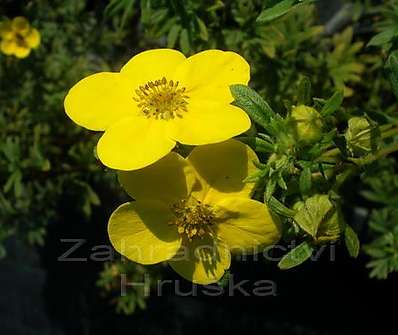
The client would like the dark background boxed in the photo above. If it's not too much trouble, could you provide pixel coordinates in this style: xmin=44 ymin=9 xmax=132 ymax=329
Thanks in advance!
xmin=1 ymin=184 xmax=396 ymax=335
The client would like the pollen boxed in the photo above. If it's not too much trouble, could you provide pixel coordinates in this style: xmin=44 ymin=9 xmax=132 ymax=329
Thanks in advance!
xmin=133 ymin=77 xmax=189 ymax=120
xmin=170 ymin=198 xmax=215 ymax=241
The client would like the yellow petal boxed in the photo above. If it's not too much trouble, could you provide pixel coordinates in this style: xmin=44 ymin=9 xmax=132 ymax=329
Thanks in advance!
xmin=187 ymin=139 xmax=259 ymax=201
xmin=14 ymin=45 xmax=31 ymax=58
xmin=0 ymin=20 xmax=14 ymax=39
xmin=214 ymin=197 xmax=281 ymax=254
xmin=25 ymin=28 xmax=40 ymax=48
xmin=108 ymin=201 xmax=181 ymax=264
xmin=118 ymin=152 xmax=197 ymax=204
xmin=97 ymin=116 xmax=175 ymax=170
xmin=64 ymin=72 xmax=137 ymax=131
xmin=0 ymin=39 xmax=17 ymax=55
xmin=12 ymin=17 xmax=30 ymax=35
xmin=121 ymin=49 xmax=186 ymax=84
xmin=174 ymin=49 xmax=250 ymax=103
xmin=169 ymin=236 xmax=231 ymax=284
xmin=167 ymin=99 xmax=251 ymax=145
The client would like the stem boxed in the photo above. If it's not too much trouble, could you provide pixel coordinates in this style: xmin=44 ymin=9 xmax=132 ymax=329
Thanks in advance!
xmin=317 ymin=125 xmax=398 ymax=163
xmin=381 ymin=126 xmax=398 ymax=139
xmin=316 ymin=148 xmax=340 ymax=161
xmin=350 ymin=142 xmax=398 ymax=166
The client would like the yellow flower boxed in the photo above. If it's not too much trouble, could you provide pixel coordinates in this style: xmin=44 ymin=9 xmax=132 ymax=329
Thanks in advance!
xmin=108 ymin=140 xmax=280 ymax=284
xmin=0 ymin=17 xmax=40 ymax=58
xmin=64 ymin=49 xmax=251 ymax=171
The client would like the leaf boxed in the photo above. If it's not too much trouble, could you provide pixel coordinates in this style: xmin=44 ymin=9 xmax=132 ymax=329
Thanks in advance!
xmin=386 ymin=52 xmax=398 ymax=99
xmin=207 ymin=0 xmax=224 ymax=11
xmin=179 ymin=28 xmax=190 ymax=54
xmin=196 ymin=18 xmax=208 ymax=41
xmin=267 ymin=196 xmax=296 ymax=217
xmin=293 ymin=194 xmax=335 ymax=237
xmin=344 ymin=225 xmax=360 ymax=258
xmin=239 ymin=136 xmax=274 ymax=153
xmin=277 ymin=174 xmax=287 ymax=190
xmin=87 ymin=185 xmax=101 ymax=206
xmin=105 ymin=0 xmax=136 ymax=29
xmin=367 ymin=27 xmax=397 ymax=47
xmin=167 ymin=24 xmax=181 ymax=48
xmin=299 ymin=167 xmax=312 ymax=195
xmin=265 ymin=178 xmax=277 ymax=201
xmin=297 ymin=77 xmax=311 ymax=105
xmin=256 ymin=0 xmax=297 ymax=24
xmin=320 ymin=90 xmax=344 ymax=116
xmin=278 ymin=241 xmax=314 ymax=270
xmin=230 ymin=84 xmax=275 ymax=129
xmin=244 ymin=168 xmax=267 ymax=183
xmin=13 ymin=170 xmax=23 ymax=198
xmin=3 ymin=172 xmax=16 ymax=193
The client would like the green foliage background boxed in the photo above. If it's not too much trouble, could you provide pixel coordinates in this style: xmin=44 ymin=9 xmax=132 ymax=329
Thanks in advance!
xmin=1 ymin=0 xmax=398 ymax=314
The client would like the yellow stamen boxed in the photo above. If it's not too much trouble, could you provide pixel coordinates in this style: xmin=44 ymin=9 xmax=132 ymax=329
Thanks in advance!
xmin=133 ymin=76 xmax=189 ymax=120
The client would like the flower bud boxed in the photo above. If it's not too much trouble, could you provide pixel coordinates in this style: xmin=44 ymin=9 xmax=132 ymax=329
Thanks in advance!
xmin=291 ymin=105 xmax=323 ymax=145
xmin=345 ymin=116 xmax=371 ymax=156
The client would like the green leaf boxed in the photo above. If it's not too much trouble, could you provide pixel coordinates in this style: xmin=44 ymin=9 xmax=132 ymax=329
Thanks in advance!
xmin=256 ymin=0 xmax=296 ymax=24
xmin=265 ymin=178 xmax=277 ymax=201
xmin=239 ymin=136 xmax=274 ymax=153
xmin=3 ymin=172 xmax=16 ymax=193
xmin=167 ymin=24 xmax=181 ymax=48
xmin=297 ymin=77 xmax=312 ymax=105
xmin=179 ymin=28 xmax=190 ymax=54
xmin=196 ymin=18 xmax=208 ymax=41
xmin=293 ymin=194 xmax=335 ymax=237
xmin=386 ymin=52 xmax=398 ymax=99
xmin=244 ymin=168 xmax=267 ymax=183
xmin=87 ymin=185 xmax=101 ymax=206
xmin=299 ymin=167 xmax=312 ymax=195
xmin=344 ymin=225 xmax=360 ymax=258
xmin=277 ymin=175 xmax=287 ymax=190
xmin=278 ymin=241 xmax=314 ymax=270
xmin=320 ymin=90 xmax=344 ymax=116
xmin=13 ymin=170 xmax=23 ymax=198
xmin=230 ymin=84 xmax=275 ymax=129
xmin=367 ymin=27 xmax=397 ymax=47
xmin=267 ymin=196 xmax=296 ymax=217
xmin=105 ymin=0 xmax=136 ymax=29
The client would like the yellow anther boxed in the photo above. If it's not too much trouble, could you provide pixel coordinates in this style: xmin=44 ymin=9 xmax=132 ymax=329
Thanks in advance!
xmin=133 ymin=76 xmax=189 ymax=120
xmin=170 ymin=198 xmax=214 ymax=241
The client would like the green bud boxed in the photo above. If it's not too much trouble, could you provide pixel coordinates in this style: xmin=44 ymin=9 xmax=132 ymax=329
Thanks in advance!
xmin=293 ymin=194 xmax=342 ymax=244
xmin=291 ymin=105 xmax=323 ymax=145
xmin=345 ymin=116 xmax=371 ymax=156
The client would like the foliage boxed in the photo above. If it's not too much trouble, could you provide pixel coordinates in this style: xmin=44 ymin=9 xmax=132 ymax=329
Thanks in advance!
xmin=362 ymin=158 xmax=398 ymax=279
xmin=0 ymin=0 xmax=122 ymax=252
xmin=97 ymin=261 xmax=161 ymax=314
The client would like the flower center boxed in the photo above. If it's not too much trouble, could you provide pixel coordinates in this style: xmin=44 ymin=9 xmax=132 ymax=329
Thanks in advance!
xmin=170 ymin=198 xmax=215 ymax=241
xmin=133 ymin=77 xmax=189 ymax=120
xmin=15 ymin=34 xmax=27 ymax=46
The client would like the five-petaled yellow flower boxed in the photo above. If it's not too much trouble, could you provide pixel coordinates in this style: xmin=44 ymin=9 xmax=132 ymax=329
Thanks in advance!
xmin=0 ymin=17 xmax=40 ymax=58
xmin=64 ymin=49 xmax=251 ymax=171
xmin=108 ymin=140 xmax=280 ymax=284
